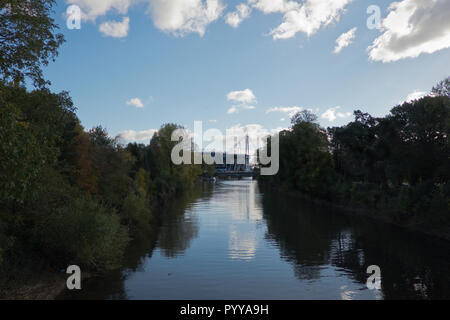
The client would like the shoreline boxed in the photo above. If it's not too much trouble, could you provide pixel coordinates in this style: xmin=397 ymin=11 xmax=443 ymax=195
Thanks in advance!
xmin=1 ymin=273 xmax=66 ymax=300
xmin=260 ymin=183 xmax=450 ymax=243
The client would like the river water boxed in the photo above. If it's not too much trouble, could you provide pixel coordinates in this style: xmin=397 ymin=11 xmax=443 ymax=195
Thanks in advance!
xmin=60 ymin=180 xmax=450 ymax=300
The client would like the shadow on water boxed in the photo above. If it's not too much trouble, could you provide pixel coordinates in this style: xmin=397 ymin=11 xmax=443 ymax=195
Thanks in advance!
xmin=59 ymin=181 xmax=450 ymax=300
xmin=261 ymin=190 xmax=450 ymax=299
xmin=58 ymin=183 xmax=214 ymax=300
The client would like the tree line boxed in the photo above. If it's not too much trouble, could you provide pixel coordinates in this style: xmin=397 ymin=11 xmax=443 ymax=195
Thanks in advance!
xmin=0 ymin=0 xmax=202 ymax=293
xmin=259 ymin=78 xmax=449 ymax=238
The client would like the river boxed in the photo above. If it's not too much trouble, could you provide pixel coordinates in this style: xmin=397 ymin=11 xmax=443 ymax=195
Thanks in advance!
xmin=60 ymin=180 xmax=450 ymax=300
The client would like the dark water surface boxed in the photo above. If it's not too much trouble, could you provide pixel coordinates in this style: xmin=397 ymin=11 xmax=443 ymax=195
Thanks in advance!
xmin=60 ymin=180 xmax=450 ymax=300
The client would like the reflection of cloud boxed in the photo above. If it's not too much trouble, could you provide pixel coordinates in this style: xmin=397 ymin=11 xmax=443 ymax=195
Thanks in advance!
xmin=224 ymin=180 xmax=263 ymax=222
xmin=228 ymin=225 xmax=257 ymax=261
xmin=210 ymin=181 xmax=263 ymax=261
xmin=340 ymin=285 xmax=356 ymax=300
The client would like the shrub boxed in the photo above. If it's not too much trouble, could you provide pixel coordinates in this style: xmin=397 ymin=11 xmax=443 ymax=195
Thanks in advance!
xmin=121 ymin=191 xmax=153 ymax=227
xmin=32 ymin=194 xmax=129 ymax=271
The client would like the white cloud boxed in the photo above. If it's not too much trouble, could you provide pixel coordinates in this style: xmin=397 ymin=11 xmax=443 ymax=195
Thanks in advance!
xmin=99 ymin=17 xmax=130 ymax=38
xmin=248 ymin=0 xmax=353 ymax=39
xmin=321 ymin=106 xmax=351 ymax=122
xmin=227 ymin=89 xmax=257 ymax=104
xmin=368 ymin=0 xmax=450 ymax=63
xmin=126 ymin=97 xmax=144 ymax=108
xmin=208 ymin=119 xmax=218 ymax=123
xmin=404 ymin=90 xmax=428 ymax=103
xmin=119 ymin=129 xmax=158 ymax=142
xmin=227 ymin=106 xmax=239 ymax=114
xmin=147 ymin=0 xmax=225 ymax=36
xmin=67 ymin=0 xmax=132 ymax=21
xmin=68 ymin=0 xmax=355 ymax=39
xmin=68 ymin=0 xmax=225 ymax=36
xmin=225 ymin=3 xmax=251 ymax=28
xmin=249 ymin=0 xmax=298 ymax=14
xmin=334 ymin=27 xmax=357 ymax=54
xmin=226 ymin=89 xmax=257 ymax=114
xmin=227 ymin=105 xmax=256 ymax=114
xmin=266 ymin=106 xmax=303 ymax=117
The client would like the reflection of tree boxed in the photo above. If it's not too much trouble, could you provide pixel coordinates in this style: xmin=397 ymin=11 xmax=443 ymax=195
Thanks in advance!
xmin=59 ymin=182 xmax=211 ymax=299
xmin=262 ymin=191 xmax=450 ymax=299
xmin=158 ymin=209 xmax=199 ymax=258
xmin=332 ymin=220 xmax=450 ymax=300
xmin=262 ymin=192 xmax=341 ymax=281
xmin=157 ymin=184 xmax=211 ymax=258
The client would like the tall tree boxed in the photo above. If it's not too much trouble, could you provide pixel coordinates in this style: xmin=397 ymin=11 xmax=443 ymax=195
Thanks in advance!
xmin=0 ymin=0 xmax=64 ymax=87
xmin=432 ymin=76 xmax=450 ymax=98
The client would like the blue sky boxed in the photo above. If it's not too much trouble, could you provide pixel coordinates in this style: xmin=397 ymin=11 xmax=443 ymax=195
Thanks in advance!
xmin=43 ymin=0 xmax=450 ymax=143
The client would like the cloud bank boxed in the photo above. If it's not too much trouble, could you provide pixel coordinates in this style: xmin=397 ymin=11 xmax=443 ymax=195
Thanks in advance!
xmin=368 ymin=0 xmax=450 ymax=62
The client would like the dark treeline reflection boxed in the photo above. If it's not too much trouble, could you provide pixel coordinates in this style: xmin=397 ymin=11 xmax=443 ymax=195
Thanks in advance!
xmin=262 ymin=190 xmax=450 ymax=299
xmin=58 ymin=183 xmax=214 ymax=300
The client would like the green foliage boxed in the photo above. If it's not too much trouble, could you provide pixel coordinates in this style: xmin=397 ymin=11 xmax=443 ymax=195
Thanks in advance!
xmin=259 ymin=78 xmax=450 ymax=236
xmin=0 ymin=101 xmax=44 ymax=203
xmin=0 ymin=0 xmax=202 ymax=284
xmin=121 ymin=191 xmax=153 ymax=227
xmin=0 ymin=0 xmax=65 ymax=87
xmin=260 ymin=110 xmax=334 ymax=198
xmin=0 ymin=81 xmax=202 ymax=277
xmin=33 ymin=193 xmax=129 ymax=271
xmin=0 ymin=84 xmax=77 ymax=204
xmin=432 ymin=76 xmax=450 ymax=98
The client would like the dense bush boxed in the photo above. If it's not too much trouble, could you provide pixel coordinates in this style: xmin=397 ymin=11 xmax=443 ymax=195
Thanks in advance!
xmin=0 ymin=1 xmax=202 ymax=284
xmin=259 ymin=80 xmax=450 ymax=237
xmin=0 ymin=83 xmax=201 ymax=274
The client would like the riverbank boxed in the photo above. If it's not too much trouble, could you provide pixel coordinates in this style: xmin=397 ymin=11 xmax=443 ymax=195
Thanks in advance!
xmin=2 ymin=275 xmax=66 ymax=300
xmin=259 ymin=182 xmax=450 ymax=242
xmin=50 ymin=179 xmax=450 ymax=299
xmin=0 ymin=185 xmax=201 ymax=300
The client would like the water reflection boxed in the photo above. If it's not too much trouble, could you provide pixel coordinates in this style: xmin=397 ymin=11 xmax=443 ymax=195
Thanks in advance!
xmin=262 ymin=190 xmax=450 ymax=299
xmin=60 ymin=180 xmax=450 ymax=300
xmin=228 ymin=225 xmax=257 ymax=260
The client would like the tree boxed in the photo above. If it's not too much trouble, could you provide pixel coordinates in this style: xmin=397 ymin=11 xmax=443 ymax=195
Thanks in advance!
xmin=0 ymin=0 xmax=64 ymax=87
xmin=291 ymin=110 xmax=318 ymax=125
xmin=328 ymin=110 xmax=380 ymax=182
xmin=259 ymin=111 xmax=334 ymax=198
xmin=388 ymin=96 xmax=450 ymax=184
xmin=432 ymin=76 xmax=450 ymax=98
xmin=0 ymin=84 xmax=77 ymax=203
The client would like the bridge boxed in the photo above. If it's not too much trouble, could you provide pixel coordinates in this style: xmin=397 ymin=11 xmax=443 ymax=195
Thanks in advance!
xmin=213 ymin=153 xmax=257 ymax=179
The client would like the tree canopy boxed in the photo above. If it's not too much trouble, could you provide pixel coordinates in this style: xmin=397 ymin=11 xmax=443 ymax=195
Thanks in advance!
xmin=0 ymin=0 xmax=64 ymax=87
